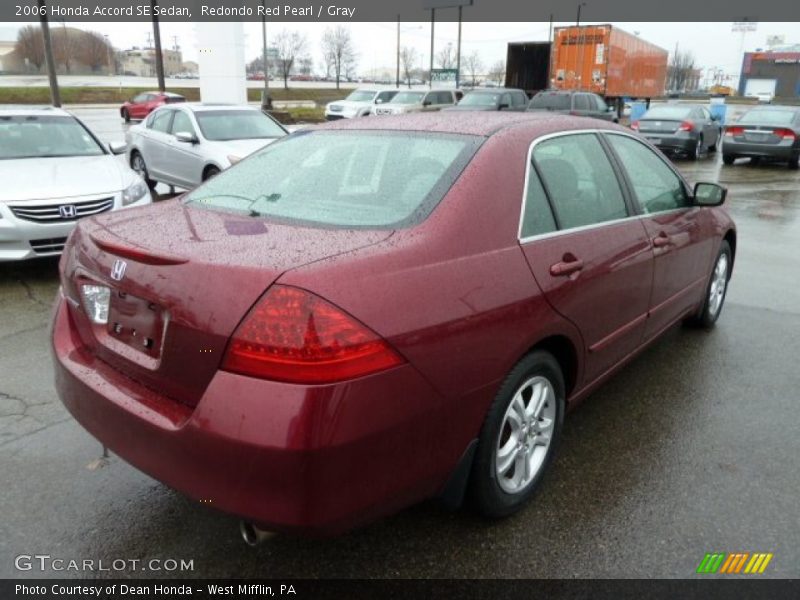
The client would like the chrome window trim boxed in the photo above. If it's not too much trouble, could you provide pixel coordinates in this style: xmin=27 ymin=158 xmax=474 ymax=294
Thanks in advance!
xmin=517 ymin=128 xmax=692 ymax=245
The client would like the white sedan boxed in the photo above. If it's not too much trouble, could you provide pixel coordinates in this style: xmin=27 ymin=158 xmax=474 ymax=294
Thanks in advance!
xmin=0 ymin=107 xmax=151 ymax=261
xmin=125 ymin=104 xmax=288 ymax=190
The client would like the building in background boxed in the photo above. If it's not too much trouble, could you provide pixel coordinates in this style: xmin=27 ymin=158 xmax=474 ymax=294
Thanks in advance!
xmin=0 ymin=26 xmax=24 ymax=73
xmin=121 ymin=47 xmax=183 ymax=77
xmin=738 ymin=45 xmax=800 ymax=98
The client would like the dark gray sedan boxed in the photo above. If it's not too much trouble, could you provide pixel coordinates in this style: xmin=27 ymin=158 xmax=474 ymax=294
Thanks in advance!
xmin=527 ymin=90 xmax=618 ymax=122
xmin=632 ymin=104 xmax=721 ymax=160
xmin=722 ymin=106 xmax=800 ymax=169
xmin=443 ymin=88 xmax=528 ymax=112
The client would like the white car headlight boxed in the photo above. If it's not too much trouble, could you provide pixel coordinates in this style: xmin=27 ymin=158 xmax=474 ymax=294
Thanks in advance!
xmin=122 ymin=178 xmax=149 ymax=206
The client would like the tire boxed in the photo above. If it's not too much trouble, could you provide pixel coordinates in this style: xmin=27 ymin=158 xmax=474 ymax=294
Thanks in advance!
xmin=122 ymin=109 xmax=130 ymax=123
xmin=469 ymin=351 xmax=565 ymax=518
xmin=788 ymin=153 xmax=799 ymax=170
xmin=130 ymin=151 xmax=156 ymax=190
xmin=686 ymin=240 xmax=732 ymax=329
xmin=687 ymin=135 xmax=702 ymax=161
xmin=722 ymin=154 xmax=735 ymax=165
xmin=203 ymin=166 xmax=221 ymax=181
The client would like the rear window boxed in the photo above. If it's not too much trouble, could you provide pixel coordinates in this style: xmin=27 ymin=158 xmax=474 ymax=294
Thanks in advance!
xmin=737 ymin=109 xmax=797 ymax=126
xmin=184 ymin=131 xmax=481 ymax=229
xmin=529 ymin=92 xmax=571 ymax=110
xmin=643 ymin=106 xmax=693 ymax=120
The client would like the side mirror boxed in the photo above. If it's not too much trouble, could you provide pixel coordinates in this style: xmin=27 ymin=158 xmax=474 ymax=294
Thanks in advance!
xmin=376 ymin=98 xmax=384 ymax=104
xmin=498 ymin=103 xmax=510 ymax=110
xmin=422 ymin=100 xmax=432 ymax=106
xmin=694 ymin=182 xmax=727 ymax=206
xmin=175 ymin=131 xmax=198 ymax=144
xmin=108 ymin=141 xmax=127 ymax=155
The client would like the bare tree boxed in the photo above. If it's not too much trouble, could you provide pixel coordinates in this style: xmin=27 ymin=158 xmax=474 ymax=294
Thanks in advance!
xmin=399 ymin=46 xmax=417 ymax=88
xmin=321 ymin=26 xmax=357 ymax=89
xmin=436 ymin=42 xmax=456 ymax=69
xmin=274 ymin=29 xmax=306 ymax=90
xmin=667 ymin=50 xmax=697 ymax=93
xmin=79 ymin=31 xmax=114 ymax=73
xmin=462 ymin=51 xmax=483 ymax=87
xmin=52 ymin=26 xmax=77 ymax=74
xmin=488 ymin=60 xmax=506 ymax=85
xmin=15 ymin=25 xmax=45 ymax=72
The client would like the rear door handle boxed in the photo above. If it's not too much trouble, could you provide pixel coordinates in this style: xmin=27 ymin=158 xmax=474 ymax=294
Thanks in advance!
xmin=550 ymin=256 xmax=584 ymax=277
xmin=652 ymin=233 xmax=672 ymax=248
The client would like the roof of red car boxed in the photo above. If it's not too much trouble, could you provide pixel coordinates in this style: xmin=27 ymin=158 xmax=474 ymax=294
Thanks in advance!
xmin=319 ymin=111 xmax=624 ymax=138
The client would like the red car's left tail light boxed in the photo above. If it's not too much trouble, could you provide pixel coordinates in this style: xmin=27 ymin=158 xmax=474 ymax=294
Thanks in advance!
xmin=221 ymin=285 xmax=404 ymax=384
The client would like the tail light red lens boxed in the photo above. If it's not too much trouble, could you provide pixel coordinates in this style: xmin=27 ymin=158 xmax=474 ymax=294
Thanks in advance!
xmin=222 ymin=285 xmax=404 ymax=384
xmin=630 ymin=121 xmax=639 ymax=131
xmin=773 ymin=128 xmax=796 ymax=141
xmin=678 ymin=120 xmax=694 ymax=132
xmin=725 ymin=126 xmax=744 ymax=137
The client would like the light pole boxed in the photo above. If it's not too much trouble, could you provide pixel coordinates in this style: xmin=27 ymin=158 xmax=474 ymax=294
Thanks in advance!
xmin=37 ymin=0 xmax=60 ymax=107
xmin=104 ymin=34 xmax=113 ymax=76
xmin=261 ymin=0 xmax=272 ymax=110
xmin=576 ymin=2 xmax=586 ymax=26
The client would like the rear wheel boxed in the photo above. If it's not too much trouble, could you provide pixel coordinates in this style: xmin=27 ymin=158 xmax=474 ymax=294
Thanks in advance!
xmin=469 ymin=351 xmax=565 ymax=518
xmin=789 ymin=153 xmax=799 ymax=170
xmin=687 ymin=135 xmax=702 ymax=161
xmin=686 ymin=240 xmax=731 ymax=329
xmin=203 ymin=166 xmax=221 ymax=181
xmin=131 ymin=151 xmax=156 ymax=190
xmin=122 ymin=108 xmax=130 ymax=123
xmin=722 ymin=154 xmax=735 ymax=165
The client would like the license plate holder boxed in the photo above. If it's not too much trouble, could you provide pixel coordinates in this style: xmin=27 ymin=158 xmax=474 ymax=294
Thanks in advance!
xmin=107 ymin=291 xmax=165 ymax=358
xmin=745 ymin=133 xmax=768 ymax=143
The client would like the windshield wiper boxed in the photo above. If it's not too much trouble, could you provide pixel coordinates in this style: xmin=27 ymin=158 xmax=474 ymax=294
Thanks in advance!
xmin=246 ymin=193 xmax=282 ymax=217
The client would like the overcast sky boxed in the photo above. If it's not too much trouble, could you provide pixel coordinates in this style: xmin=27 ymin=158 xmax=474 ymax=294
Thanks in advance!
xmin=2 ymin=21 xmax=796 ymax=83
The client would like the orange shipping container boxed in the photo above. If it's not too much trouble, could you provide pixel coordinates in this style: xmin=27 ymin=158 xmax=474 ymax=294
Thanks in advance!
xmin=550 ymin=25 xmax=668 ymax=99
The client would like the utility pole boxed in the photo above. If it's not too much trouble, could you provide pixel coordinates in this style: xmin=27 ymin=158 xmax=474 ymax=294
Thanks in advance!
xmin=37 ymin=0 xmax=61 ymax=107
xmin=396 ymin=15 xmax=400 ymax=89
xmin=261 ymin=0 xmax=272 ymax=110
xmin=576 ymin=2 xmax=586 ymax=26
xmin=151 ymin=0 xmax=166 ymax=91
xmin=429 ymin=9 xmax=435 ymax=88
xmin=455 ymin=5 xmax=462 ymax=88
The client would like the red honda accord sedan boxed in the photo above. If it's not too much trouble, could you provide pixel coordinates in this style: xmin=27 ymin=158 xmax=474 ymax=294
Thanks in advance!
xmin=52 ymin=112 xmax=735 ymax=538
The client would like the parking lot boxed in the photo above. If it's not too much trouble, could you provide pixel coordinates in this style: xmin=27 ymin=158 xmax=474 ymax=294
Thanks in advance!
xmin=1 ymin=108 xmax=799 ymax=578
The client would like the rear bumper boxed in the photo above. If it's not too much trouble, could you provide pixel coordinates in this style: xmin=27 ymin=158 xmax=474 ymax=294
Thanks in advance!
xmin=722 ymin=139 xmax=797 ymax=160
xmin=51 ymin=297 xmax=459 ymax=534
xmin=641 ymin=133 xmax=696 ymax=154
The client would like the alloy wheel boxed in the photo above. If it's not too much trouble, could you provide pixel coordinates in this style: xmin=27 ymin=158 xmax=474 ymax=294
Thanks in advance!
xmin=708 ymin=253 xmax=728 ymax=317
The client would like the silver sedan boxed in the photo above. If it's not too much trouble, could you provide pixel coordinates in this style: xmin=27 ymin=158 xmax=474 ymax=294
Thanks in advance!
xmin=125 ymin=104 xmax=288 ymax=190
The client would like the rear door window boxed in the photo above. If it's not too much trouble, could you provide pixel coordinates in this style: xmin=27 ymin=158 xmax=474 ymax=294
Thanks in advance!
xmin=170 ymin=110 xmax=195 ymax=137
xmin=533 ymin=133 xmax=628 ymax=230
xmin=376 ymin=91 xmax=397 ymax=103
xmin=530 ymin=93 xmax=571 ymax=110
xmin=574 ymin=94 xmax=590 ymax=111
xmin=150 ymin=109 xmax=173 ymax=133
xmin=512 ymin=92 xmax=528 ymax=108
xmin=606 ymin=134 xmax=690 ymax=213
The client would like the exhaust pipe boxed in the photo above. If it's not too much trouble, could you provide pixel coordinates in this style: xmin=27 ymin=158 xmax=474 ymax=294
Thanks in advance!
xmin=240 ymin=521 xmax=274 ymax=546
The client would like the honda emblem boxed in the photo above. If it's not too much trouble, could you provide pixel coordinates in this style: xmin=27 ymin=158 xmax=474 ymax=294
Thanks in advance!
xmin=59 ymin=205 xmax=77 ymax=219
xmin=110 ymin=259 xmax=127 ymax=282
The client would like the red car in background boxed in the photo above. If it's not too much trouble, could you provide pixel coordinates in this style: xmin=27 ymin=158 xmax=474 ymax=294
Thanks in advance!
xmin=120 ymin=91 xmax=186 ymax=122
xmin=51 ymin=113 xmax=735 ymax=539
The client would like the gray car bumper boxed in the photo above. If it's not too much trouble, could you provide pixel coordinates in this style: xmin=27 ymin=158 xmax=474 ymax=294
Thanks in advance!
xmin=722 ymin=139 xmax=798 ymax=160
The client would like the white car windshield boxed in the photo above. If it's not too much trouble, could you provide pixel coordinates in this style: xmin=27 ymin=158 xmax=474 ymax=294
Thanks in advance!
xmin=345 ymin=91 xmax=377 ymax=102
xmin=391 ymin=92 xmax=425 ymax=104
xmin=194 ymin=110 xmax=287 ymax=141
xmin=184 ymin=131 xmax=480 ymax=228
xmin=0 ymin=115 xmax=104 ymax=160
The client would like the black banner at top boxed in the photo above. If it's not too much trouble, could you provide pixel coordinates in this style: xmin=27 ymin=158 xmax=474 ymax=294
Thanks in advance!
xmin=3 ymin=0 xmax=799 ymax=22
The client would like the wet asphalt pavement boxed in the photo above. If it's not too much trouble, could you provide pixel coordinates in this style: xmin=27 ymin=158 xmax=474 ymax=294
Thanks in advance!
xmin=1 ymin=107 xmax=799 ymax=579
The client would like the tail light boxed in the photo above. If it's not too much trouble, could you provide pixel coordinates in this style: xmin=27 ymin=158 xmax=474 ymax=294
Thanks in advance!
xmin=773 ymin=128 xmax=796 ymax=141
xmin=222 ymin=285 xmax=404 ymax=384
xmin=630 ymin=121 xmax=639 ymax=131
xmin=678 ymin=120 xmax=694 ymax=132
xmin=725 ymin=126 xmax=744 ymax=137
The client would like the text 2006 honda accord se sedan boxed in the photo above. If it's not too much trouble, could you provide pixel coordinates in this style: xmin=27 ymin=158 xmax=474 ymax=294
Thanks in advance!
xmin=52 ymin=112 xmax=735 ymax=538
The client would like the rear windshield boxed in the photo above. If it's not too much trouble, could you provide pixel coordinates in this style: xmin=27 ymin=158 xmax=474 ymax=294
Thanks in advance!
xmin=194 ymin=110 xmax=287 ymax=141
xmin=184 ymin=131 xmax=481 ymax=228
xmin=391 ymin=92 xmax=425 ymax=104
xmin=642 ymin=106 xmax=692 ymax=120
xmin=459 ymin=93 xmax=499 ymax=107
xmin=737 ymin=109 xmax=797 ymax=126
xmin=165 ymin=96 xmax=186 ymax=104
xmin=529 ymin=93 xmax=571 ymax=110
xmin=0 ymin=115 xmax=104 ymax=160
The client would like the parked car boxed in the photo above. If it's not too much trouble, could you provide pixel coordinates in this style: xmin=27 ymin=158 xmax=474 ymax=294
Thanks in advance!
xmin=0 ymin=107 xmax=151 ymax=261
xmin=52 ymin=112 xmax=735 ymax=536
xmin=631 ymin=104 xmax=721 ymax=160
xmin=120 ymin=91 xmax=186 ymax=123
xmin=722 ymin=106 xmax=800 ymax=169
xmin=527 ymin=90 xmax=618 ymax=122
xmin=372 ymin=89 xmax=462 ymax=115
xmin=324 ymin=88 xmax=399 ymax=120
xmin=125 ymin=104 xmax=288 ymax=190
xmin=443 ymin=88 xmax=528 ymax=112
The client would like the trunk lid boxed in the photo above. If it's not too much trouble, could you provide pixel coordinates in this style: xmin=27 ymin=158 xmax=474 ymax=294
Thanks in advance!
xmin=637 ymin=119 xmax=683 ymax=134
xmin=62 ymin=199 xmax=392 ymax=407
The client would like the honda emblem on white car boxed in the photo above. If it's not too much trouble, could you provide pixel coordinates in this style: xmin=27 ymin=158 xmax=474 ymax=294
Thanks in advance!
xmin=110 ymin=259 xmax=127 ymax=282
xmin=59 ymin=205 xmax=77 ymax=219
